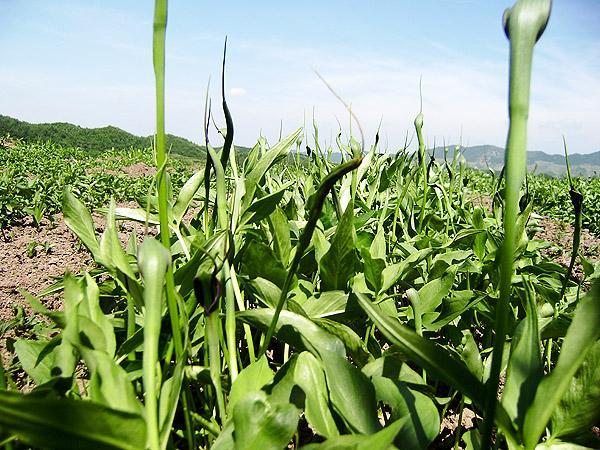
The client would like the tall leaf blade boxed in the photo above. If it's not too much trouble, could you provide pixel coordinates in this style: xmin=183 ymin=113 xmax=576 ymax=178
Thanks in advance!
xmin=238 ymin=309 xmax=379 ymax=434
xmin=550 ymin=341 xmax=600 ymax=444
xmin=228 ymin=356 xmax=274 ymax=414
xmin=523 ymin=284 xmax=600 ymax=449
xmin=242 ymin=129 xmax=302 ymax=210
xmin=294 ymin=352 xmax=339 ymax=438
xmin=63 ymin=189 xmax=100 ymax=258
xmin=0 ymin=391 xmax=146 ymax=450
xmin=355 ymin=291 xmax=517 ymax=440
xmin=501 ymin=281 xmax=542 ymax=433
xmin=320 ymin=202 xmax=358 ymax=291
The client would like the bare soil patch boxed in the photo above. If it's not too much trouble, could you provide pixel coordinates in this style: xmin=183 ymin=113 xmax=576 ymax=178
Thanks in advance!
xmin=119 ymin=163 xmax=157 ymax=177
xmin=0 ymin=204 xmax=157 ymax=367
xmin=471 ymin=193 xmax=600 ymax=279
xmin=535 ymin=218 xmax=600 ymax=279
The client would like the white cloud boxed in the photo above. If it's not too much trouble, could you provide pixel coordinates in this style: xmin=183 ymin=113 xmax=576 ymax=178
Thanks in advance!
xmin=204 ymin=38 xmax=599 ymax=154
xmin=229 ymin=87 xmax=246 ymax=97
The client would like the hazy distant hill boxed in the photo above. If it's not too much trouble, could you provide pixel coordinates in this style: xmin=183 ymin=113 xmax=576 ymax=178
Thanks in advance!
xmin=0 ymin=115 xmax=251 ymax=160
xmin=451 ymin=144 xmax=600 ymax=177
xmin=329 ymin=144 xmax=600 ymax=177
xmin=3 ymin=115 xmax=597 ymax=176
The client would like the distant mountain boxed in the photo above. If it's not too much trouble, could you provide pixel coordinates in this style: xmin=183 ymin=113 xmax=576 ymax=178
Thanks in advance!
xmin=327 ymin=145 xmax=600 ymax=177
xmin=449 ymin=144 xmax=600 ymax=177
xmin=3 ymin=115 xmax=597 ymax=176
xmin=0 ymin=115 xmax=251 ymax=160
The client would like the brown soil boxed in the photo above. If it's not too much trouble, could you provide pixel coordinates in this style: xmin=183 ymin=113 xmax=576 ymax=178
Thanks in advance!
xmin=0 ymin=135 xmax=19 ymax=149
xmin=85 ymin=163 xmax=157 ymax=177
xmin=436 ymin=407 xmax=479 ymax=449
xmin=0 ymin=215 xmax=91 ymax=368
xmin=0 ymin=204 xmax=157 ymax=368
xmin=119 ymin=163 xmax=157 ymax=177
xmin=535 ymin=217 xmax=600 ymax=280
xmin=471 ymin=193 xmax=600 ymax=280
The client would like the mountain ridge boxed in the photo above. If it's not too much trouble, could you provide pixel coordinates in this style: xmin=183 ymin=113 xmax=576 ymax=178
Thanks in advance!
xmin=447 ymin=144 xmax=600 ymax=177
xmin=0 ymin=114 xmax=234 ymax=159
xmin=2 ymin=115 xmax=598 ymax=176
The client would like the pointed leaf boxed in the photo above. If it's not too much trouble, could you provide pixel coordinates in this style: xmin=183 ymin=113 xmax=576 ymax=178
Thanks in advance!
xmin=232 ymin=391 xmax=299 ymax=450
xmin=523 ymin=284 xmax=600 ymax=449
xmin=320 ymin=203 xmax=358 ymax=291
xmin=0 ymin=390 xmax=146 ymax=450
xmin=63 ymin=189 xmax=100 ymax=257
xmin=502 ymin=282 xmax=542 ymax=432
xmin=228 ymin=356 xmax=274 ymax=414
xmin=294 ymin=352 xmax=339 ymax=438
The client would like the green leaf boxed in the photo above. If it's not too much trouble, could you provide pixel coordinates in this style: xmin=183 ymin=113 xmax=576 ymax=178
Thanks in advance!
xmin=83 ymin=349 xmax=143 ymax=415
xmin=14 ymin=339 xmax=56 ymax=386
xmin=53 ymin=274 xmax=81 ymax=380
xmin=240 ymin=182 xmax=293 ymax=226
xmin=100 ymin=199 xmax=136 ymax=279
xmin=380 ymin=249 xmax=433 ymax=293
xmin=232 ymin=391 xmax=299 ymax=450
xmin=63 ymin=189 xmax=100 ymax=257
xmin=502 ymin=282 xmax=542 ymax=433
xmin=269 ymin=207 xmax=292 ymax=267
xmin=238 ymin=309 xmax=379 ymax=434
xmin=113 ymin=207 xmax=160 ymax=225
xmin=320 ymin=202 xmax=358 ymax=291
xmin=159 ymin=361 xmax=185 ymax=449
xmin=228 ymin=356 xmax=274 ymax=414
xmin=425 ymin=290 xmax=480 ymax=331
xmin=248 ymin=277 xmax=282 ymax=308
xmin=461 ymin=330 xmax=484 ymax=382
xmin=138 ymin=238 xmax=171 ymax=450
xmin=355 ymin=292 xmax=483 ymax=403
xmin=428 ymin=250 xmax=472 ymax=279
xmin=294 ymin=352 xmax=339 ymax=438
xmin=550 ymin=341 xmax=600 ymax=443
xmin=417 ymin=267 xmax=456 ymax=314
xmin=322 ymin=351 xmax=380 ymax=435
xmin=0 ymin=390 xmax=146 ymax=450
xmin=300 ymin=416 xmax=409 ymax=450
xmin=79 ymin=274 xmax=116 ymax=357
xmin=300 ymin=291 xmax=349 ymax=318
xmin=242 ymin=240 xmax=288 ymax=288
xmin=370 ymin=226 xmax=387 ymax=261
xmin=370 ymin=376 xmax=440 ymax=450
xmin=355 ymin=292 xmax=517 ymax=440
xmin=238 ymin=309 xmax=345 ymax=359
xmin=360 ymin=247 xmax=386 ymax=293
xmin=314 ymin=317 xmax=372 ymax=367
xmin=534 ymin=442 xmax=598 ymax=450
xmin=172 ymin=170 xmax=204 ymax=224
xmin=243 ymin=129 xmax=302 ymax=211
xmin=523 ymin=284 xmax=600 ymax=449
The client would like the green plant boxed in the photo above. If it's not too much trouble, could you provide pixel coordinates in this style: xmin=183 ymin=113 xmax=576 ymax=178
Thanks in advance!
xmin=1 ymin=0 xmax=598 ymax=449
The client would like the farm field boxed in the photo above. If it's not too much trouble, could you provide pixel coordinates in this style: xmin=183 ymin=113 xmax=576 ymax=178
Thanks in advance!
xmin=2 ymin=0 xmax=600 ymax=449
xmin=2 ymin=132 xmax=600 ymax=448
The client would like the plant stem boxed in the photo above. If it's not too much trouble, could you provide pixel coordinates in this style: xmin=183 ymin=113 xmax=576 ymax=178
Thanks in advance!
xmin=258 ymin=156 xmax=362 ymax=356
xmin=482 ymin=1 xmax=551 ymax=447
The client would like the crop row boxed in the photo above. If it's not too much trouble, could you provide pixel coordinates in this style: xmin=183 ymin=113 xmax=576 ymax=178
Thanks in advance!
xmin=1 ymin=1 xmax=599 ymax=449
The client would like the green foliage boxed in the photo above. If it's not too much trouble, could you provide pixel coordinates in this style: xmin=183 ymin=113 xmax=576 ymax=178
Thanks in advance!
xmin=0 ymin=114 xmax=205 ymax=158
xmin=2 ymin=1 xmax=599 ymax=449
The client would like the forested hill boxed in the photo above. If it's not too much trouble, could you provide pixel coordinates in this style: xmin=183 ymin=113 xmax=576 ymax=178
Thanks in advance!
xmin=0 ymin=115 xmax=228 ymax=159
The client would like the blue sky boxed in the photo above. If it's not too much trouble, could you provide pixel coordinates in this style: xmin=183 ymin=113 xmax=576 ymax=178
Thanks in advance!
xmin=1 ymin=1 xmax=599 ymax=154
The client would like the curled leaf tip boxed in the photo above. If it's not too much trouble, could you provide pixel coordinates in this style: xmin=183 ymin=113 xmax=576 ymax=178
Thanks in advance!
xmin=414 ymin=112 xmax=424 ymax=130
xmin=503 ymin=0 xmax=552 ymax=43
